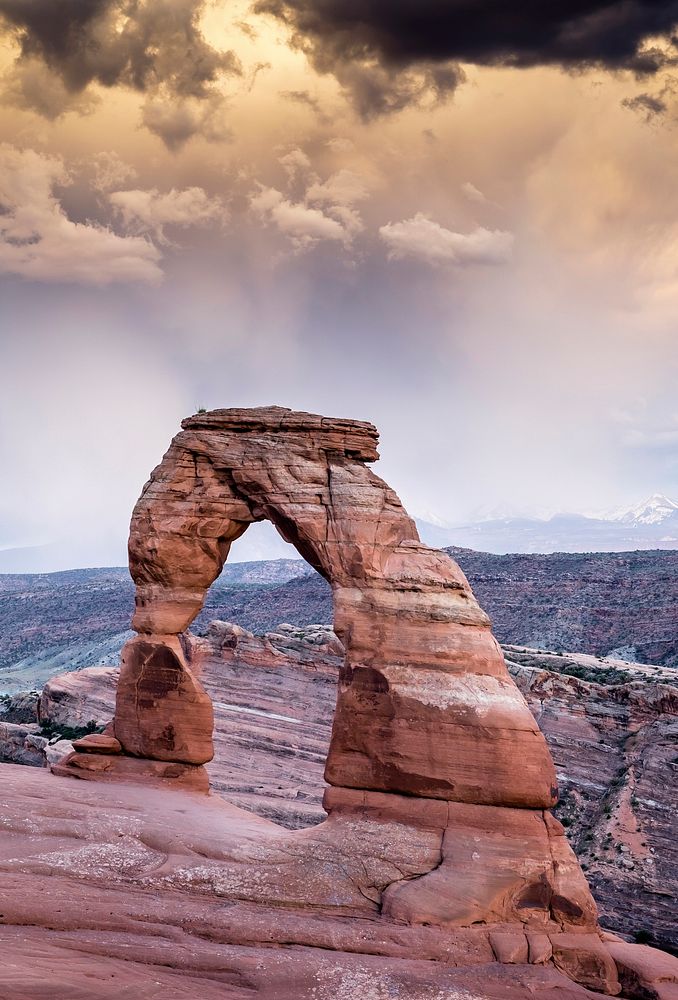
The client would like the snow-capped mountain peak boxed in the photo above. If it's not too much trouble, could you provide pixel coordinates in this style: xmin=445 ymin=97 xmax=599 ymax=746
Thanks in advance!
xmin=608 ymin=493 xmax=678 ymax=526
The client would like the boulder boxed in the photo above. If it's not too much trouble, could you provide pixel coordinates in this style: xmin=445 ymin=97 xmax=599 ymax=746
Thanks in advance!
xmin=0 ymin=721 xmax=44 ymax=767
xmin=39 ymin=665 xmax=118 ymax=729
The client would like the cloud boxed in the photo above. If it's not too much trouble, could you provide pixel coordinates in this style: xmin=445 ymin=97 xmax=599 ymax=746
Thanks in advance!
xmin=280 ymin=88 xmax=329 ymax=121
xmin=306 ymin=168 xmax=368 ymax=206
xmin=461 ymin=181 xmax=488 ymax=204
xmin=622 ymin=91 xmax=669 ymax=119
xmin=109 ymin=185 xmax=227 ymax=241
xmin=278 ymin=146 xmax=312 ymax=181
xmin=0 ymin=144 xmax=162 ymax=284
xmin=89 ymin=151 xmax=137 ymax=192
xmin=254 ymin=0 xmax=678 ymax=115
xmin=379 ymin=213 xmax=513 ymax=266
xmin=141 ymin=90 xmax=232 ymax=150
xmin=326 ymin=137 xmax=354 ymax=153
xmin=0 ymin=0 xmax=240 ymax=145
xmin=1 ymin=57 xmax=100 ymax=118
xmin=250 ymin=184 xmax=351 ymax=250
xmin=622 ymin=426 xmax=678 ymax=448
xmin=622 ymin=76 xmax=678 ymax=120
xmin=316 ymin=55 xmax=464 ymax=119
xmin=251 ymin=152 xmax=369 ymax=252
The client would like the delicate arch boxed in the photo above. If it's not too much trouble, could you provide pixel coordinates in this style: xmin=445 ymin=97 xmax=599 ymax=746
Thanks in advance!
xmin=113 ymin=406 xmax=557 ymax=808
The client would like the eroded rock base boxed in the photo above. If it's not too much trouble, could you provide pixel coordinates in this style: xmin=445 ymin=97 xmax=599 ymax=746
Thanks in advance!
xmin=43 ymin=764 xmax=617 ymax=994
xmin=52 ymin=751 xmax=209 ymax=793
xmin=4 ymin=767 xmax=678 ymax=999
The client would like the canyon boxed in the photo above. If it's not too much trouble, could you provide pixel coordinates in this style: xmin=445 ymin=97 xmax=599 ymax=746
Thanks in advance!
xmin=3 ymin=547 xmax=678 ymax=699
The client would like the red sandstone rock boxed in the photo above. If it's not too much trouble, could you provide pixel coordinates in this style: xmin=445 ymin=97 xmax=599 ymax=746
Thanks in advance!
xmin=489 ymin=931 xmax=530 ymax=964
xmin=528 ymin=931 xmax=554 ymax=964
xmin=112 ymin=406 xmax=556 ymax=811
xmin=0 ymin=765 xmax=626 ymax=999
xmin=380 ymin=799 xmax=597 ymax=929
xmin=72 ymin=733 xmax=121 ymax=754
xmin=605 ymin=941 xmax=678 ymax=999
xmin=40 ymin=629 xmax=677 ymax=952
xmin=52 ymin=752 xmax=209 ymax=792
xmin=39 ymin=664 xmax=119 ymax=729
xmin=551 ymin=933 xmax=621 ymax=995
xmin=114 ymin=634 xmax=214 ymax=764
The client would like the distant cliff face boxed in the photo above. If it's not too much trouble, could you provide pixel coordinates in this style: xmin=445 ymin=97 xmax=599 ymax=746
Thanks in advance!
xmin=448 ymin=548 xmax=678 ymax=668
xmin=505 ymin=648 xmax=678 ymax=955
xmin=3 ymin=547 xmax=678 ymax=695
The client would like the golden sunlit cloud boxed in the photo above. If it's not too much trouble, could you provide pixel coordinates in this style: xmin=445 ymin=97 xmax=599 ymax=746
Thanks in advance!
xmin=1 ymin=0 xmax=678 ymax=565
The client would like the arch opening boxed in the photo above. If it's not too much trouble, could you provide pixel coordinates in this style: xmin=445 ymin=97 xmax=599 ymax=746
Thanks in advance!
xmin=187 ymin=522 xmax=338 ymax=829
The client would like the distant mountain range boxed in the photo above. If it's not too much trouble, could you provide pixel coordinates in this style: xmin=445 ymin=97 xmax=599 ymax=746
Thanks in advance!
xmin=3 ymin=495 xmax=678 ymax=574
xmin=416 ymin=493 xmax=678 ymax=554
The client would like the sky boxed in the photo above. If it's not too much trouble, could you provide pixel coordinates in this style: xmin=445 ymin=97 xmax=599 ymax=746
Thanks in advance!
xmin=2 ymin=1 xmax=678 ymax=569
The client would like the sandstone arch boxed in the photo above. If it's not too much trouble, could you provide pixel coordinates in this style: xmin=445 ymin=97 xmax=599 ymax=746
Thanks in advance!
xmin=56 ymin=407 xmax=615 ymax=987
xmin=116 ymin=406 xmax=557 ymax=808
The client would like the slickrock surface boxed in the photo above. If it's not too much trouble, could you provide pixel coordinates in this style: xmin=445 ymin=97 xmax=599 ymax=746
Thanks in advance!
xmin=2 ymin=763 xmax=665 ymax=1000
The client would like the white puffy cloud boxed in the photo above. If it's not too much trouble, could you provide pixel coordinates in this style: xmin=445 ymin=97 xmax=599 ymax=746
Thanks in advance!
xmin=250 ymin=185 xmax=348 ymax=250
xmin=0 ymin=145 xmax=162 ymax=285
xmin=89 ymin=152 xmax=138 ymax=193
xmin=109 ymin=186 xmax=227 ymax=241
xmin=379 ymin=213 xmax=513 ymax=266
xmin=306 ymin=168 xmax=368 ymax=207
xmin=278 ymin=147 xmax=312 ymax=180
xmin=251 ymin=155 xmax=369 ymax=252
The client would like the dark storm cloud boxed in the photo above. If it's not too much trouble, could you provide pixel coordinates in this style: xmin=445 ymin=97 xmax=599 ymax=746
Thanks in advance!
xmin=0 ymin=0 xmax=240 ymax=115
xmin=622 ymin=90 xmax=669 ymax=117
xmin=621 ymin=75 xmax=677 ymax=118
xmin=254 ymin=0 xmax=678 ymax=114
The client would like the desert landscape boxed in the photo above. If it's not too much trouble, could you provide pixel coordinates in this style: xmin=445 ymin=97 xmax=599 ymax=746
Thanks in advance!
xmin=1 ymin=406 xmax=677 ymax=1000
xmin=3 ymin=2 xmax=678 ymax=996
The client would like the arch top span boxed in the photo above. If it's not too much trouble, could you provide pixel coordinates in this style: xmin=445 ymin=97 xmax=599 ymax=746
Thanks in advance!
xmin=128 ymin=405 xmax=413 ymax=634
xmin=116 ymin=405 xmax=559 ymax=810
xmin=180 ymin=405 xmax=381 ymax=460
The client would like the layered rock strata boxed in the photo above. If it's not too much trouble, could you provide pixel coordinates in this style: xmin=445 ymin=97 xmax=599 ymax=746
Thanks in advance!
xmin=52 ymin=407 xmax=614 ymax=991
xmin=35 ymin=628 xmax=678 ymax=954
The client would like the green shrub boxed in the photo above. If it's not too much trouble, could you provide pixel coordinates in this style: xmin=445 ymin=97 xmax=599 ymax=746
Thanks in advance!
xmin=39 ymin=719 xmax=103 ymax=741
